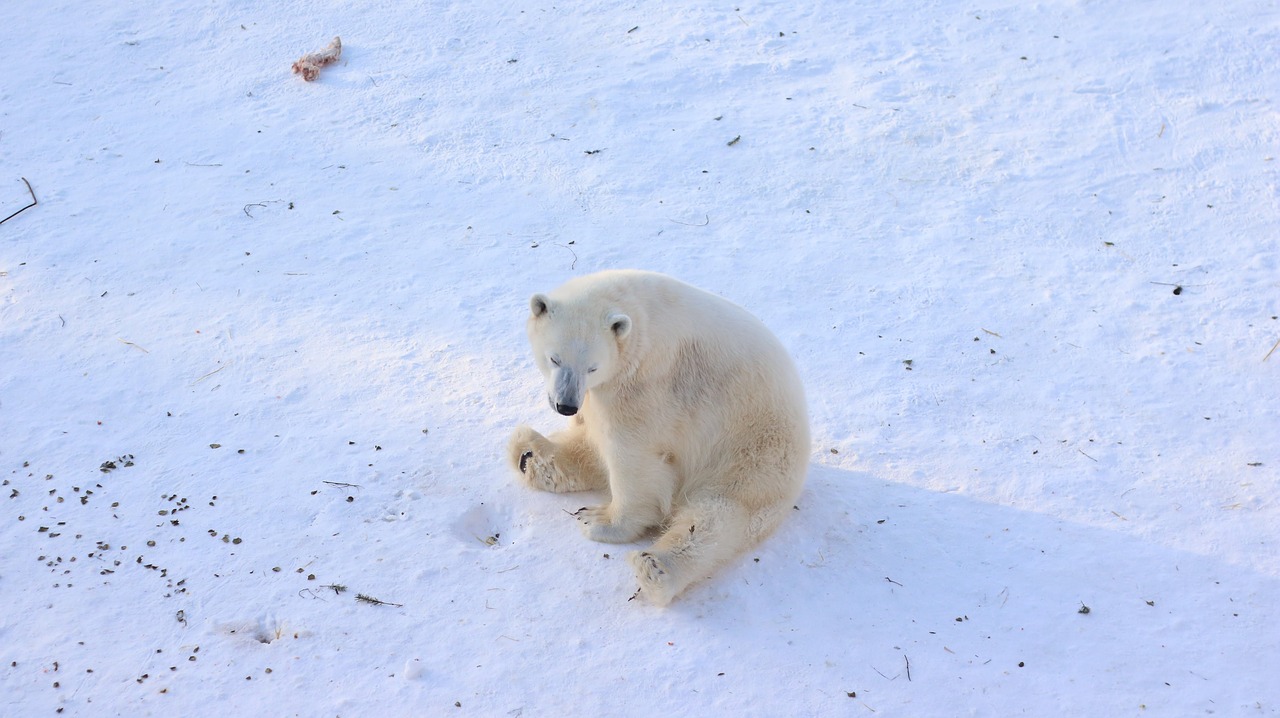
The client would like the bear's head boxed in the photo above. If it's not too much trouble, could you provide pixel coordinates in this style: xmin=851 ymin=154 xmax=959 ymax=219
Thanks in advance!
xmin=526 ymin=292 xmax=632 ymax=416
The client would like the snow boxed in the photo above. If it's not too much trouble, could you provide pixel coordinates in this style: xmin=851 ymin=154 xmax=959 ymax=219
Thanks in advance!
xmin=2 ymin=0 xmax=1277 ymax=714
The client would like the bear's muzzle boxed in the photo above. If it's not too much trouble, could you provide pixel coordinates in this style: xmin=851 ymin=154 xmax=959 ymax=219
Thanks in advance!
xmin=549 ymin=366 xmax=582 ymax=416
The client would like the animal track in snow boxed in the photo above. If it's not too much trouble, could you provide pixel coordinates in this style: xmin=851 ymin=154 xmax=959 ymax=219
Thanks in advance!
xmin=451 ymin=502 xmax=516 ymax=548
xmin=218 ymin=618 xmax=308 ymax=644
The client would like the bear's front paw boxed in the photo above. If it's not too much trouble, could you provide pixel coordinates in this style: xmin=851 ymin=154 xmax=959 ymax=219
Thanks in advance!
xmin=574 ymin=505 xmax=647 ymax=544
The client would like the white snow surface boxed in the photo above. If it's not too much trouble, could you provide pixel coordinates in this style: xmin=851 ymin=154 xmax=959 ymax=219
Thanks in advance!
xmin=2 ymin=0 xmax=1278 ymax=715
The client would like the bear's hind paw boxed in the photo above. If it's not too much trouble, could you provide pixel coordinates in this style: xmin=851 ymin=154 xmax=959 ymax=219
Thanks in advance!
xmin=518 ymin=450 xmax=562 ymax=492
xmin=508 ymin=426 xmax=562 ymax=491
xmin=627 ymin=551 xmax=679 ymax=606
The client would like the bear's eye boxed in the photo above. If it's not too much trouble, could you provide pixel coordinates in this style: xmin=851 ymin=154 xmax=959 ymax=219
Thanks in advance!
xmin=549 ymin=356 xmax=561 ymax=367
xmin=587 ymin=366 xmax=598 ymax=374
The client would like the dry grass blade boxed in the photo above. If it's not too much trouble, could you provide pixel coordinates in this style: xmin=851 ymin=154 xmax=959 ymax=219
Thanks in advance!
xmin=1263 ymin=338 xmax=1280 ymax=362
xmin=192 ymin=362 xmax=231 ymax=385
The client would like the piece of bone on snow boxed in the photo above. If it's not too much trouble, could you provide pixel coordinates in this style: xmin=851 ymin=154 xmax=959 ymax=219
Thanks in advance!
xmin=292 ymin=36 xmax=342 ymax=81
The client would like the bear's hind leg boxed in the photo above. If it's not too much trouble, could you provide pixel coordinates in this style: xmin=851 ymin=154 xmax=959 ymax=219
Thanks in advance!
xmin=626 ymin=497 xmax=761 ymax=606
xmin=508 ymin=422 xmax=607 ymax=493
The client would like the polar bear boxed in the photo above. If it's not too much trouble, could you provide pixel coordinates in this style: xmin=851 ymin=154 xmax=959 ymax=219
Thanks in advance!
xmin=507 ymin=270 xmax=809 ymax=605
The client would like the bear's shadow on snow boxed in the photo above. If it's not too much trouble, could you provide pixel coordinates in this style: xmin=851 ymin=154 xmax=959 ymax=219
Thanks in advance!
xmin=670 ymin=463 xmax=1277 ymax=650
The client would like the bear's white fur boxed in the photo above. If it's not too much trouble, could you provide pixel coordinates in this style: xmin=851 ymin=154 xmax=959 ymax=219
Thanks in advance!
xmin=507 ymin=270 xmax=809 ymax=605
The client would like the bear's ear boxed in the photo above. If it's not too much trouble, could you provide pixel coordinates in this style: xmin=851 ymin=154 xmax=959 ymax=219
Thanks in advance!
xmin=530 ymin=293 xmax=550 ymax=318
xmin=608 ymin=313 xmax=632 ymax=339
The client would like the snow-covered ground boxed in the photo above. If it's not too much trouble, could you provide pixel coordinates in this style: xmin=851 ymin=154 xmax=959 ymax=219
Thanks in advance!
xmin=2 ymin=0 xmax=1277 ymax=714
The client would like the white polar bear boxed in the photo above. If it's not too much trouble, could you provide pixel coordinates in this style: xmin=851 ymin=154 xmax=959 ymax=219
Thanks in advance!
xmin=507 ymin=270 xmax=809 ymax=605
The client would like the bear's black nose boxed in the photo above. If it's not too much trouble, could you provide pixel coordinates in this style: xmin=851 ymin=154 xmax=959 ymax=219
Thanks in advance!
xmin=555 ymin=403 xmax=578 ymax=416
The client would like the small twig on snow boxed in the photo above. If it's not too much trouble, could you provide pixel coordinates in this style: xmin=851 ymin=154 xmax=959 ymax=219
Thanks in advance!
xmin=553 ymin=242 xmax=578 ymax=270
xmin=1 ymin=177 xmax=38 ymax=226
xmin=355 ymin=593 xmax=403 ymax=607
xmin=670 ymin=214 xmax=710 ymax=227
xmin=322 ymin=480 xmax=362 ymax=489
xmin=904 ymin=654 xmax=912 ymax=681
xmin=243 ymin=200 xmax=284 ymax=218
